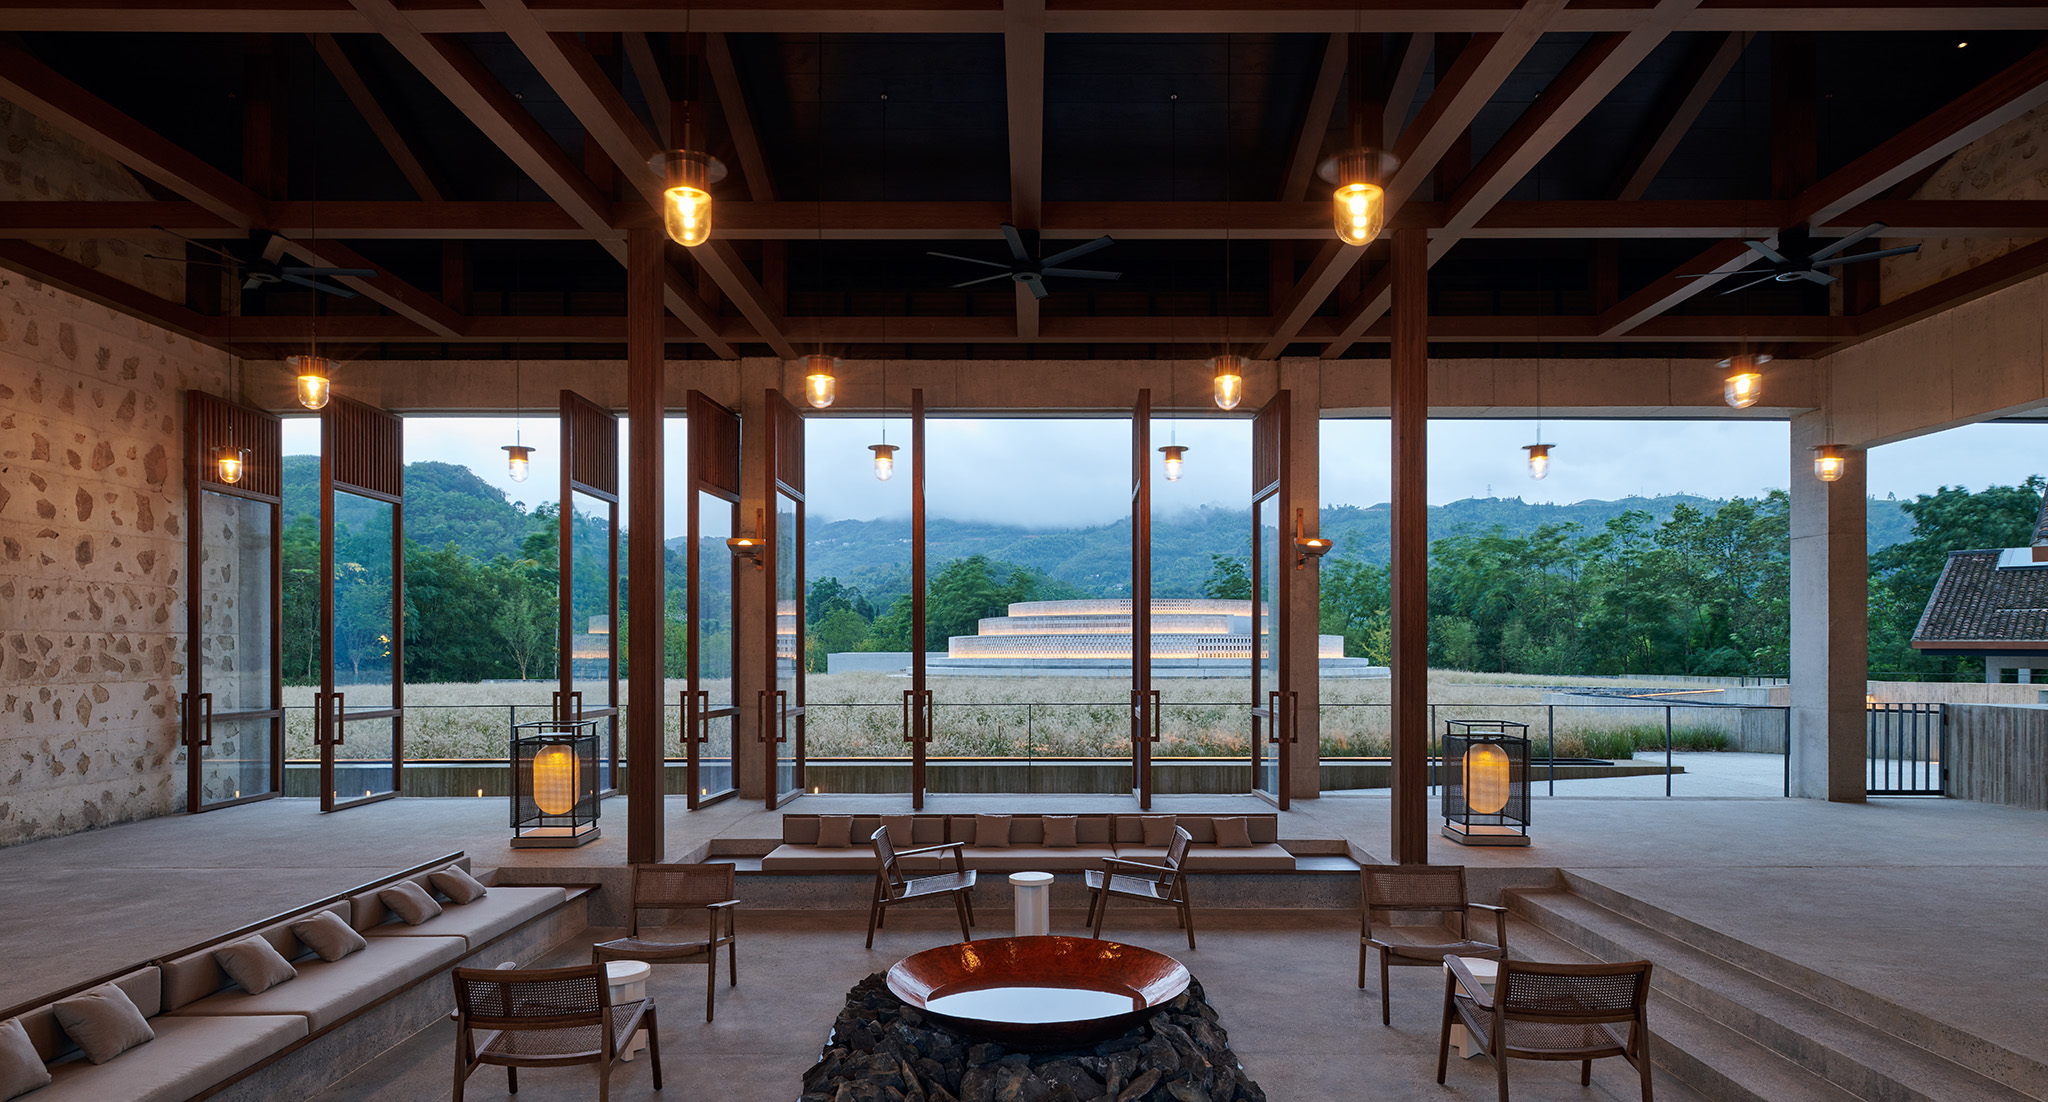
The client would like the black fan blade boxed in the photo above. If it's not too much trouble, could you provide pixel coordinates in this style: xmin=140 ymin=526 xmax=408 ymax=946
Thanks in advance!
xmin=1742 ymin=240 xmax=1790 ymax=265
xmin=1717 ymin=273 xmax=1782 ymax=295
xmin=242 ymin=274 xmax=268 ymax=291
xmin=1808 ymin=222 xmax=1885 ymax=262
xmin=1041 ymin=267 xmax=1121 ymax=281
xmin=950 ymin=273 xmax=1013 ymax=289
xmin=282 ymin=266 xmax=378 ymax=278
xmin=261 ymin=234 xmax=290 ymax=264
xmin=1041 ymin=235 xmax=1115 ymax=268
xmin=1811 ymin=245 xmax=1921 ymax=267
xmin=1026 ymin=277 xmax=1050 ymax=301
xmin=927 ymin=250 xmax=1014 ymax=271
xmin=1796 ymin=270 xmax=1837 ymax=286
xmin=1679 ymin=266 xmax=1764 ymax=279
xmin=282 ymin=273 xmax=360 ymax=299
xmin=1000 ymin=223 xmax=1031 ymax=263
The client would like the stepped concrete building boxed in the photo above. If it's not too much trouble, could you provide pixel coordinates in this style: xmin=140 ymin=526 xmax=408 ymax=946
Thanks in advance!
xmin=932 ymin=599 xmax=1384 ymax=678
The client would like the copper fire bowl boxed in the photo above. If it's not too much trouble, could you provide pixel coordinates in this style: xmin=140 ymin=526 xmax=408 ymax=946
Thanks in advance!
xmin=886 ymin=935 xmax=1191 ymax=1048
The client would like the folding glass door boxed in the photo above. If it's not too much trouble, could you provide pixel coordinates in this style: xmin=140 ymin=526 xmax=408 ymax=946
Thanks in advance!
xmin=686 ymin=391 xmax=740 ymax=807
xmin=557 ymin=391 xmax=620 ymax=794
xmin=763 ymin=390 xmax=806 ymax=808
xmin=1250 ymin=392 xmax=1293 ymax=808
xmin=1131 ymin=390 xmax=1155 ymax=808
xmin=318 ymin=397 xmax=403 ymax=810
xmin=183 ymin=391 xmax=283 ymax=810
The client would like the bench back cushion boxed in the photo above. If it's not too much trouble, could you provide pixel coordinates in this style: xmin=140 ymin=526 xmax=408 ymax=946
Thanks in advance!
xmin=346 ymin=856 xmax=475 ymax=933
xmin=783 ymin=814 xmax=944 ymax=847
xmin=1112 ymin=814 xmax=1278 ymax=844
xmin=161 ymin=902 xmax=352 ymax=1011
xmin=16 ymin=967 xmax=161 ymax=1064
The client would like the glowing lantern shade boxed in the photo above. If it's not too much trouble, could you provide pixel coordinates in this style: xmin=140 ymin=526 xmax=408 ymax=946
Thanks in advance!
xmin=530 ymin=743 xmax=579 ymax=817
xmin=1321 ymin=148 xmax=1393 ymax=246
xmin=1524 ymin=443 xmax=1553 ymax=481
xmin=215 ymin=447 xmax=247 ymax=485
xmin=1159 ymin=444 xmax=1187 ymax=482
xmin=869 ymin=442 xmax=898 ymax=481
xmin=1462 ymin=743 xmax=1512 ymax=816
xmin=803 ymin=355 xmax=839 ymax=409
xmin=657 ymin=150 xmax=715 ymax=248
xmin=1210 ymin=354 xmax=1244 ymax=411
xmin=503 ymin=444 xmax=535 ymax=483
xmin=1813 ymin=444 xmax=1847 ymax=483
xmin=290 ymin=354 xmax=332 ymax=411
xmin=1719 ymin=352 xmax=1770 ymax=409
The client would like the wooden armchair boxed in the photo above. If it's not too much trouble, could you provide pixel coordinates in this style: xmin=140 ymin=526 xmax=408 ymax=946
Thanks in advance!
xmin=1438 ymin=956 xmax=1655 ymax=1102
xmin=1361 ymin=864 xmax=1507 ymax=1025
xmin=450 ymin=963 xmax=661 ymax=1102
xmin=592 ymin=863 xmax=740 ymax=1022
xmin=1085 ymin=826 xmax=1196 ymax=949
xmin=866 ymin=826 xmax=977 ymax=948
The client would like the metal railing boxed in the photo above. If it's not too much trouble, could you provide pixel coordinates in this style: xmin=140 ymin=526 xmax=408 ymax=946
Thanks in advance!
xmin=1867 ymin=702 xmax=1946 ymax=796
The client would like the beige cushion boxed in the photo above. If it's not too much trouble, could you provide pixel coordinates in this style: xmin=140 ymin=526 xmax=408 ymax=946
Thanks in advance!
xmin=1139 ymin=815 xmax=1177 ymax=847
xmin=213 ymin=938 xmax=297 ymax=995
xmin=430 ymin=866 xmax=489 ymax=904
xmin=879 ymin=814 xmax=914 ymax=846
xmin=168 ymin=936 xmax=466 ymax=1033
xmin=815 ymin=815 xmax=854 ymax=848
xmin=363 ymin=886 xmax=565 ymax=949
xmin=948 ymin=847 xmax=1117 ymax=873
xmin=1212 ymin=816 xmax=1253 ymax=848
xmin=1042 ymin=815 xmax=1078 ymax=848
xmin=52 ymin=984 xmax=153 ymax=1065
xmin=759 ymin=845 xmax=885 ymax=873
xmin=1118 ymin=842 xmax=1296 ymax=871
xmin=379 ymin=881 xmax=443 ymax=925
xmin=974 ymin=815 xmax=1012 ymax=849
xmin=289 ymin=911 xmax=367 ymax=963
xmin=0 ymin=1019 xmax=50 ymax=1101
xmin=36 ymin=1014 xmax=305 ymax=1102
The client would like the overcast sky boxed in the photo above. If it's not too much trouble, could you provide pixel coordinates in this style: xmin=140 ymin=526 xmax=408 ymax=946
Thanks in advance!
xmin=281 ymin=415 xmax=2048 ymax=530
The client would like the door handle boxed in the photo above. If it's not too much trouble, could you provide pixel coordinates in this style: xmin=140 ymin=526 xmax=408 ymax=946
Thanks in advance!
xmin=180 ymin=693 xmax=194 ymax=748
xmin=695 ymin=690 xmax=711 ymax=745
xmin=756 ymin=689 xmax=770 ymax=744
xmin=331 ymin=692 xmax=346 ymax=746
xmin=1288 ymin=690 xmax=1301 ymax=744
xmin=902 ymin=689 xmax=916 ymax=745
xmin=1149 ymin=689 xmax=1163 ymax=744
xmin=777 ymin=690 xmax=791 ymax=744
xmin=199 ymin=692 xmax=214 ymax=748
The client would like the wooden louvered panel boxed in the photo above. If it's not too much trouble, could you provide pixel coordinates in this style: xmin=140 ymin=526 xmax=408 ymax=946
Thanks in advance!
xmin=1252 ymin=389 xmax=1286 ymax=499
xmin=689 ymin=390 xmax=741 ymax=498
xmin=771 ymin=389 xmax=804 ymax=496
xmin=187 ymin=390 xmax=282 ymax=501
xmin=560 ymin=390 xmax=619 ymax=501
xmin=325 ymin=396 xmax=402 ymax=499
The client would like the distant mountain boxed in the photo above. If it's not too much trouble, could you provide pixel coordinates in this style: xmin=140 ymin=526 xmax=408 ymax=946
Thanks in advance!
xmin=282 ymin=456 xmax=547 ymax=560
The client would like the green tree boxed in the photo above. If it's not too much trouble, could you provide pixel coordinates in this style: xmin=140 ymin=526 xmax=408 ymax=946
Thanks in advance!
xmin=1318 ymin=558 xmax=1389 ymax=659
xmin=493 ymin=588 xmax=555 ymax=680
xmin=1868 ymin=476 xmax=2045 ymax=676
xmin=808 ymin=607 xmax=873 ymax=671
xmin=1200 ymin=554 xmax=1253 ymax=600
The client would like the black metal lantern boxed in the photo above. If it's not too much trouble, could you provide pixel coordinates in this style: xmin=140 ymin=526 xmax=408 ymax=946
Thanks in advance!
xmin=511 ymin=720 xmax=602 ymax=848
xmin=1441 ymin=720 xmax=1531 ymax=847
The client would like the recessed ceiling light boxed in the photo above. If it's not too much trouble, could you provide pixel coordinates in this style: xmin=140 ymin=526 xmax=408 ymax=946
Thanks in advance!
xmin=1958 ymin=41 xmax=1969 ymax=48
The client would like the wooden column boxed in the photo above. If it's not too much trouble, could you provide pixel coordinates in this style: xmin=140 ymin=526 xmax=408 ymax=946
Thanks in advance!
xmin=1388 ymin=226 xmax=1430 ymax=864
xmin=626 ymin=227 xmax=666 ymax=862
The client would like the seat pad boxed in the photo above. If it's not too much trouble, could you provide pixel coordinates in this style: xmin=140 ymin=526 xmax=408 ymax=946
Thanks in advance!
xmin=168 ymin=935 xmax=467 ymax=1032
xmin=37 ymin=1014 xmax=306 ymax=1102
xmin=364 ymin=887 xmax=565 ymax=948
xmin=1114 ymin=843 xmax=1297 ymax=871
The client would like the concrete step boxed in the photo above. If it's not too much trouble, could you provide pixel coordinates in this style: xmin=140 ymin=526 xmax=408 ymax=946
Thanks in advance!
xmin=1561 ymin=871 xmax=2048 ymax=1100
xmin=1507 ymin=886 xmax=2034 ymax=1102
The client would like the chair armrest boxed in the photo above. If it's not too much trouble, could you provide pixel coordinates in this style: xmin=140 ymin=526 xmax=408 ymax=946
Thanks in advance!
xmin=705 ymin=899 xmax=741 ymax=910
xmin=894 ymin=842 xmax=966 ymax=857
xmin=1445 ymin=955 xmax=1494 ymax=1012
xmin=1101 ymin=857 xmax=1174 ymax=875
xmin=1468 ymin=903 xmax=1509 ymax=952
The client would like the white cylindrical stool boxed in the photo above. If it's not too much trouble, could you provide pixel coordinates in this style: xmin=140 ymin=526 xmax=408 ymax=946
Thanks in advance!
xmin=604 ymin=960 xmax=652 ymax=1061
xmin=1010 ymin=871 xmax=1054 ymax=937
xmin=1446 ymin=957 xmax=1500 ymax=1060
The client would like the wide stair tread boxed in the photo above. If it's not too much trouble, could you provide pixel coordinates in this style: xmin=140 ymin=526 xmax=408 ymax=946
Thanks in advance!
xmin=1508 ymin=888 xmax=2031 ymax=1102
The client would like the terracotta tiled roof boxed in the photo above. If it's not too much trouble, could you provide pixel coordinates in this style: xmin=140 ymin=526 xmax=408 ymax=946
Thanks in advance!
xmin=1913 ymin=549 xmax=2048 ymax=647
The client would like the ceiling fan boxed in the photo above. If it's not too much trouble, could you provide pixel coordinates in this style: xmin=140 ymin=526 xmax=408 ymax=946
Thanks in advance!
xmin=147 ymin=229 xmax=378 ymax=299
xmin=1684 ymin=223 xmax=1920 ymax=294
xmin=927 ymin=223 xmax=1122 ymax=299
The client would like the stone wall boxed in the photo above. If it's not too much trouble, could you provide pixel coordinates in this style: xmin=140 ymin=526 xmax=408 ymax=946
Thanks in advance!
xmin=1880 ymin=106 xmax=2048 ymax=300
xmin=0 ymin=97 xmax=184 ymax=302
xmin=0 ymin=262 xmax=229 ymax=845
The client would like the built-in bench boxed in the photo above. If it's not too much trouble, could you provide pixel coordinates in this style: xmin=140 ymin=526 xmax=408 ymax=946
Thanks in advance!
xmin=761 ymin=813 xmax=1295 ymax=874
xmin=1 ymin=855 xmax=585 ymax=1102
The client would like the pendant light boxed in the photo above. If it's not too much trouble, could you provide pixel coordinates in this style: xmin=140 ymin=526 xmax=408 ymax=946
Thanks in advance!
xmin=654 ymin=6 xmax=723 ymax=248
xmin=802 ymin=354 xmax=839 ymax=408
xmin=1525 ymin=333 xmax=1553 ymax=480
xmin=502 ymin=359 xmax=536 ymax=482
xmin=1812 ymin=355 xmax=1848 ymax=482
xmin=215 ymin=446 xmax=248 ymax=484
xmin=867 ymin=86 xmax=896 ymax=483
xmin=1721 ymin=352 xmax=1769 ymax=409
xmin=869 ymin=442 xmax=898 ymax=481
xmin=1320 ymin=148 xmax=1393 ymax=246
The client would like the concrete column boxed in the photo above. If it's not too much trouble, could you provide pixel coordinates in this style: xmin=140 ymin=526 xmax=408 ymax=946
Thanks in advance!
xmin=1788 ymin=410 xmax=1867 ymax=802
xmin=624 ymin=228 xmax=666 ymax=861
xmin=1283 ymin=358 xmax=1322 ymax=800
xmin=1388 ymin=226 xmax=1430 ymax=862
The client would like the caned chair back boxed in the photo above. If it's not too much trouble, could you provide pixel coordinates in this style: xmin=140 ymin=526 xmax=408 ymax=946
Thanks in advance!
xmin=1161 ymin=827 xmax=1193 ymax=887
xmin=452 ymin=964 xmax=609 ymax=1033
xmin=872 ymin=827 xmax=907 ymax=892
xmin=629 ymin=863 xmax=735 ymax=936
xmin=1363 ymin=864 xmax=1470 ymax=936
xmin=1497 ymin=960 xmax=1653 ymax=1026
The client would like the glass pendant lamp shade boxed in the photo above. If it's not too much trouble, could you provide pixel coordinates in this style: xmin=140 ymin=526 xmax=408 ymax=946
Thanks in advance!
xmin=869 ymin=442 xmax=898 ymax=481
xmin=503 ymin=444 xmax=535 ymax=482
xmin=1320 ymin=148 xmax=1394 ymax=246
xmin=289 ymin=354 xmax=333 ymax=410
xmin=655 ymin=150 xmax=718 ymax=247
xmin=1719 ymin=353 xmax=1770 ymax=409
xmin=1159 ymin=444 xmax=1187 ymax=482
xmin=1210 ymin=354 xmax=1245 ymax=411
xmin=1812 ymin=444 xmax=1847 ymax=482
xmin=215 ymin=447 xmax=247 ymax=485
xmin=1524 ymin=443 xmax=1553 ymax=480
xmin=803 ymin=355 xmax=840 ymax=408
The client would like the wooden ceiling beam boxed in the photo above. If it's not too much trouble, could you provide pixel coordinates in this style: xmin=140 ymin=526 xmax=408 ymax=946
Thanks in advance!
xmin=1280 ymin=32 xmax=1349 ymax=203
xmin=1006 ymin=0 xmax=1047 ymax=340
xmin=703 ymin=32 xmax=775 ymax=202
xmin=310 ymin=32 xmax=445 ymax=202
xmin=1610 ymin=30 xmax=1750 ymax=201
xmin=1817 ymin=236 xmax=2048 ymax=356
xmin=273 ymin=236 xmax=465 ymax=338
xmin=0 ymin=239 xmax=219 ymax=343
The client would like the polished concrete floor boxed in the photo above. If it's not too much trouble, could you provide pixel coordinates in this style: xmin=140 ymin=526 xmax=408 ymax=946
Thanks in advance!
xmin=310 ymin=912 xmax=1709 ymax=1102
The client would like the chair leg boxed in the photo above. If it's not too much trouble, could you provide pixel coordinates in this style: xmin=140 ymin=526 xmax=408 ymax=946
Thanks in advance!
xmin=1180 ymin=894 xmax=1196 ymax=951
xmin=953 ymin=891 xmax=973 ymax=942
xmin=645 ymin=1005 xmax=663 ymax=1090
xmin=1358 ymin=941 xmax=1366 ymax=989
xmin=706 ymin=956 xmax=717 ymax=1023
xmin=963 ymin=888 xmax=976 ymax=926
xmin=452 ymin=1054 xmax=467 ymax=1102
xmin=867 ymin=888 xmax=884 ymax=949
xmin=1436 ymin=977 xmax=1455 ymax=1084
xmin=1379 ymin=953 xmax=1392 ymax=1026
xmin=1582 ymin=1059 xmax=1592 ymax=1086
xmin=728 ymin=937 xmax=738 ymax=986
xmin=1085 ymin=886 xmax=1099 ymax=927
xmin=1092 ymin=891 xmax=1111 ymax=939
xmin=1496 ymin=1036 xmax=1511 ymax=1102
xmin=1638 ymin=1028 xmax=1654 ymax=1102
xmin=597 ymin=1057 xmax=609 ymax=1102
xmin=507 ymin=1066 xmax=518 ymax=1094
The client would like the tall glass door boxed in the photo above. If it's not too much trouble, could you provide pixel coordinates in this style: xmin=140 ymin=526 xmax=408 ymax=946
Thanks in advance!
xmin=1130 ymin=390 xmax=1155 ymax=808
xmin=1250 ymin=392 xmax=1292 ymax=808
xmin=686 ymin=390 xmax=740 ymax=807
xmin=318 ymin=397 xmax=404 ymax=811
xmin=763 ymin=390 xmax=806 ymax=808
xmin=184 ymin=391 xmax=283 ymax=810
xmin=558 ymin=391 xmax=620 ymax=794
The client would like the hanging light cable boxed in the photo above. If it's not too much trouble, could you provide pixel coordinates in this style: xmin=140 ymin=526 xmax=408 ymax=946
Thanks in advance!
xmin=655 ymin=3 xmax=724 ymax=247
xmin=503 ymin=358 xmax=535 ymax=482
xmin=1813 ymin=358 xmax=1847 ymax=482
xmin=800 ymin=34 xmax=838 ymax=408
xmin=870 ymin=88 xmax=898 ymax=480
xmin=1524 ymin=322 xmax=1553 ymax=480
xmin=1318 ymin=23 xmax=1398 ymax=246
xmin=215 ymin=302 xmax=247 ymax=483
xmin=293 ymin=160 xmax=333 ymax=409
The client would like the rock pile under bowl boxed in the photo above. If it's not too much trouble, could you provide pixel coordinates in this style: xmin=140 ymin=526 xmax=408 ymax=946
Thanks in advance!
xmin=801 ymin=972 xmax=1267 ymax=1102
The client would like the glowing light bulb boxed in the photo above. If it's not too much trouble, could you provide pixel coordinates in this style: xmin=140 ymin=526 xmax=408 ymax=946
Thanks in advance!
xmin=531 ymin=743 xmax=579 ymax=816
xmin=869 ymin=442 xmax=898 ymax=481
xmin=289 ymin=354 xmax=332 ymax=411
xmin=1719 ymin=353 xmax=1770 ymax=409
xmin=1159 ymin=444 xmax=1187 ymax=482
xmin=1812 ymin=444 xmax=1847 ymax=483
xmin=1210 ymin=354 xmax=1244 ymax=411
xmin=802 ymin=355 xmax=839 ymax=409
xmin=503 ymin=443 xmax=535 ymax=482
xmin=1524 ymin=443 xmax=1552 ymax=480
xmin=656 ymin=150 xmax=716 ymax=247
xmin=215 ymin=447 xmax=246 ymax=485
xmin=1334 ymin=182 xmax=1384 ymax=245
xmin=1464 ymin=743 xmax=1512 ymax=815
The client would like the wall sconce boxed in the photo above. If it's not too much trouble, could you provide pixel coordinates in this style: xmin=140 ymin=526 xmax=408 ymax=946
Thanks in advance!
xmin=727 ymin=509 xmax=767 ymax=569
xmin=1441 ymin=719 xmax=1530 ymax=847
xmin=214 ymin=446 xmax=248 ymax=485
xmin=510 ymin=720 xmax=601 ymax=848
xmin=1812 ymin=444 xmax=1847 ymax=483
xmin=1294 ymin=508 xmax=1333 ymax=568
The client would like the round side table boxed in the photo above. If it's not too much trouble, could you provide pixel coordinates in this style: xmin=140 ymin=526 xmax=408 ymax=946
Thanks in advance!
xmin=604 ymin=959 xmax=652 ymax=1061
xmin=1010 ymin=871 xmax=1054 ymax=936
